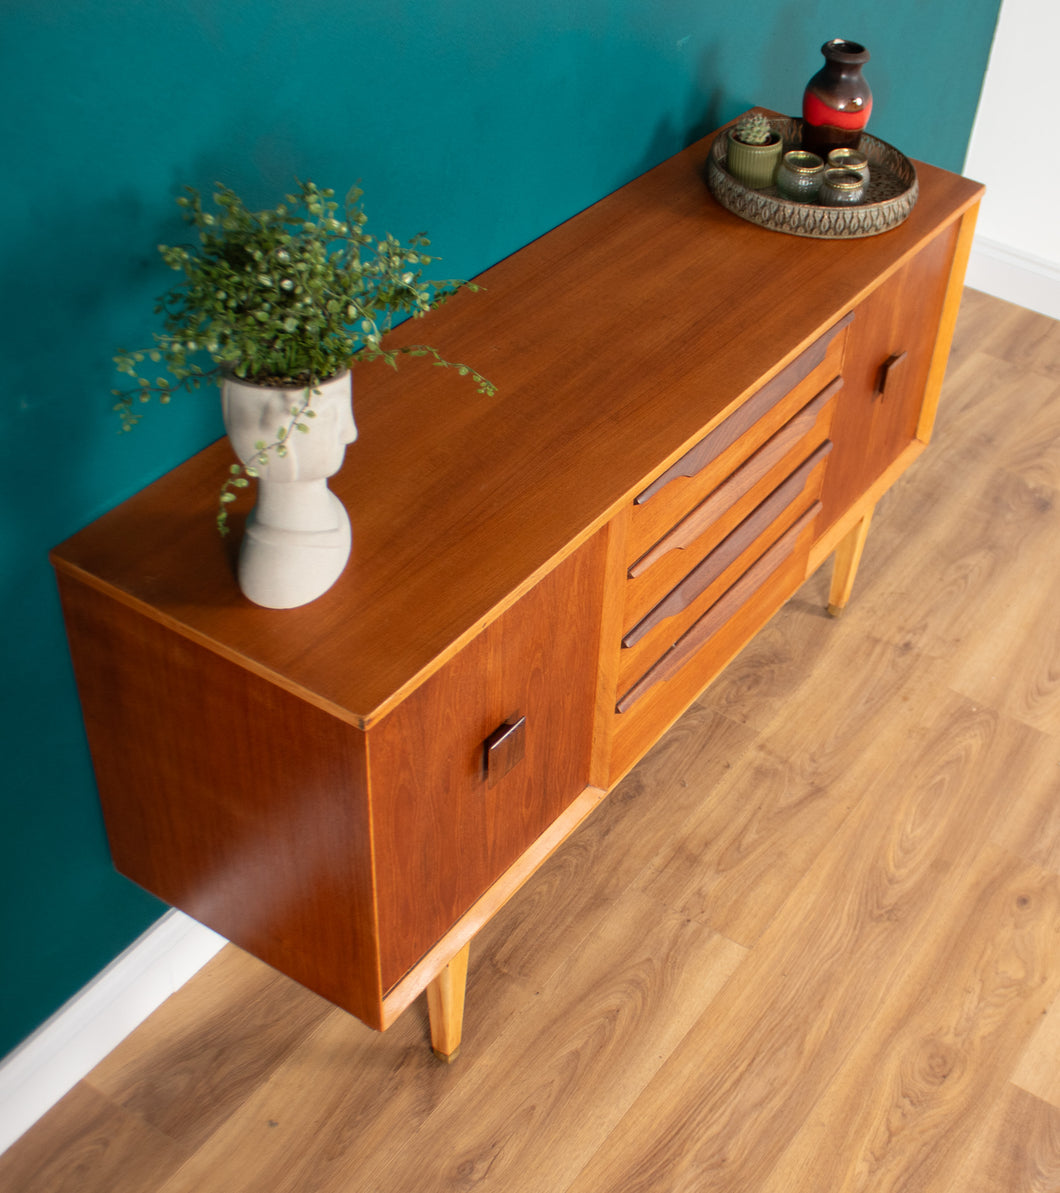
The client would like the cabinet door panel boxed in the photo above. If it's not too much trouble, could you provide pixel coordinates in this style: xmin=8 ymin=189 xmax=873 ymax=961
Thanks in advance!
xmin=369 ymin=533 xmax=606 ymax=991
xmin=818 ymin=225 xmax=958 ymax=531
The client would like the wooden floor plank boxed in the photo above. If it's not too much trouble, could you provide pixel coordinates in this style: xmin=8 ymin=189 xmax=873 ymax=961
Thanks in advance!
xmin=959 ymin=290 xmax=1060 ymax=380
xmin=950 ymin=574 xmax=1060 ymax=735
xmin=0 ymin=1082 xmax=185 ymax=1193
xmin=832 ymin=445 xmax=1060 ymax=680
xmin=564 ymin=691 xmax=1051 ymax=1193
xmin=755 ymin=847 xmax=1060 ymax=1193
xmin=153 ymin=1006 xmax=449 ymax=1193
xmin=649 ymin=629 xmax=936 ymax=945
xmin=154 ymin=895 xmax=743 ymax=1193
xmin=1014 ymin=986 xmax=1060 ymax=1110
xmin=85 ymin=944 xmax=334 ymax=1153
xmin=942 ymin=460 xmax=1060 ymax=735
xmin=952 ymin=1085 xmax=1060 ymax=1193
xmin=353 ymin=893 xmax=745 ymax=1193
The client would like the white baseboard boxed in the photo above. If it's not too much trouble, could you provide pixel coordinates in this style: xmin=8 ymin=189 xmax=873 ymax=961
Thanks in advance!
xmin=965 ymin=236 xmax=1060 ymax=321
xmin=0 ymin=911 xmax=225 ymax=1155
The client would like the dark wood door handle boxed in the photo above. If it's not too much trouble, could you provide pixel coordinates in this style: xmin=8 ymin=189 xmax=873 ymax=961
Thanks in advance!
xmin=484 ymin=715 xmax=526 ymax=786
xmin=875 ymin=351 xmax=908 ymax=397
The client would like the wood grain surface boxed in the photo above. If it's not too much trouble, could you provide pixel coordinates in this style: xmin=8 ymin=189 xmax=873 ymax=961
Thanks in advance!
xmin=10 ymin=293 xmax=1059 ymax=1193
xmin=50 ymin=142 xmax=981 ymax=730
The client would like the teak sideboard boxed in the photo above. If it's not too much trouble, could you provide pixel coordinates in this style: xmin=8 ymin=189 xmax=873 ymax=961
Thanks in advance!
xmin=52 ymin=123 xmax=983 ymax=1060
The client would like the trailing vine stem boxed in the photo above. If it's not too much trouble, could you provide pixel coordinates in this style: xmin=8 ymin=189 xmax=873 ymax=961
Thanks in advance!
xmin=215 ymin=387 xmax=316 ymax=537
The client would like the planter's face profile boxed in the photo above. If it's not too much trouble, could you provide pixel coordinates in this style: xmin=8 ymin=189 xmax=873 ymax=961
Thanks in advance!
xmin=222 ymin=374 xmax=357 ymax=484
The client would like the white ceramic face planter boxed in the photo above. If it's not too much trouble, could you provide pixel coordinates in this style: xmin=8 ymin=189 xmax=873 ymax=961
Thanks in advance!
xmin=221 ymin=372 xmax=357 ymax=609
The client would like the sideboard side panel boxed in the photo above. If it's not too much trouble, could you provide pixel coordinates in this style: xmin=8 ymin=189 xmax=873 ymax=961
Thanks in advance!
xmin=916 ymin=202 xmax=981 ymax=445
xmin=55 ymin=574 xmax=385 ymax=1028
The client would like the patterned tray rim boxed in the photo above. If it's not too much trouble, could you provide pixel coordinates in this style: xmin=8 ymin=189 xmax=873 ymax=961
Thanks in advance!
xmin=706 ymin=113 xmax=919 ymax=239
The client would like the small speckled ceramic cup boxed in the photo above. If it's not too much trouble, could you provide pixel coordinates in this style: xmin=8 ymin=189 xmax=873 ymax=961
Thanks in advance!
xmin=777 ymin=150 xmax=825 ymax=201
xmin=827 ymin=148 xmax=870 ymax=186
xmin=820 ymin=167 xmax=866 ymax=206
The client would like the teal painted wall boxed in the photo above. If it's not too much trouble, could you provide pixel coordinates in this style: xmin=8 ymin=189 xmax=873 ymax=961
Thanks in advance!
xmin=2 ymin=0 xmax=1000 ymax=1060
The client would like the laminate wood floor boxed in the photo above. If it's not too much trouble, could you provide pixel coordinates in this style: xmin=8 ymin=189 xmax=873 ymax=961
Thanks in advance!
xmin=5 ymin=289 xmax=1060 ymax=1192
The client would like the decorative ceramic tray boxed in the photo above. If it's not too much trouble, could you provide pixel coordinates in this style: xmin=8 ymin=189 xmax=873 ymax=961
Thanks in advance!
xmin=706 ymin=114 xmax=918 ymax=239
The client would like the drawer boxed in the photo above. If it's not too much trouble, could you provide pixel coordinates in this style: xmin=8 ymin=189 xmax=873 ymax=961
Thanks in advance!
xmin=625 ymin=376 xmax=839 ymax=629
xmin=608 ymin=504 xmax=818 ymax=784
xmin=617 ymin=442 xmax=830 ymax=695
xmin=627 ymin=311 xmax=851 ymax=565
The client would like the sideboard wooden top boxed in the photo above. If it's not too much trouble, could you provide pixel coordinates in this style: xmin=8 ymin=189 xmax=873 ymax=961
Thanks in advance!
xmin=53 ymin=130 xmax=983 ymax=728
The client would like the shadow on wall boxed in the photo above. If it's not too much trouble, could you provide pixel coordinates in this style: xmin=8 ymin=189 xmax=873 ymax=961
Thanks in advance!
xmin=760 ymin=4 xmax=819 ymax=118
xmin=4 ymin=185 xmax=220 ymax=547
xmin=0 ymin=181 xmax=220 ymax=1052
xmin=632 ymin=43 xmax=729 ymax=186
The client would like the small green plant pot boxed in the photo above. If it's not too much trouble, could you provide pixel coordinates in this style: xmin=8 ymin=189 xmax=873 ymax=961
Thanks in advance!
xmin=726 ymin=128 xmax=784 ymax=189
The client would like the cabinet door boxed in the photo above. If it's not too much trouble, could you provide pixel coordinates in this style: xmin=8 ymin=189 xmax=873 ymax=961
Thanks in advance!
xmin=817 ymin=224 xmax=959 ymax=532
xmin=368 ymin=532 xmax=606 ymax=992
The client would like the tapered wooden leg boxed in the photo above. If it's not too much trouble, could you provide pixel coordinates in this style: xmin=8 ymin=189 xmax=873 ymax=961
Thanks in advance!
xmin=426 ymin=942 xmax=470 ymax=1063
xmin=827 ymin=506 xmax=875 ymax=617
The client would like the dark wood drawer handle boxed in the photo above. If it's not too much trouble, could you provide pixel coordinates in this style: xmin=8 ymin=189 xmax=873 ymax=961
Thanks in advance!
xmin=616 ymin=502 xmax=820 ymax=715
xmin=484 ymin=715 xmax=526 ymax=787
xmin=629 ymin=377 xmax=842 ymax=580
xmin=874 ymin=351 xmax=908 ymax=397
xmin=623 ymin=442 xmax=830 ymax=649
xmin=634 ymin=311 xmax=853 ymax=506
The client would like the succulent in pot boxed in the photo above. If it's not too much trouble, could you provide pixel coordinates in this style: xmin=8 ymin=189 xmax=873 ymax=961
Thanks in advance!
xmin=113 ymin=180 xmax=493 ymax=538
xmin=732 ymin=113 xmax=774 ymax=146
xmin=725 ymin=112 xmax=784 ymax=189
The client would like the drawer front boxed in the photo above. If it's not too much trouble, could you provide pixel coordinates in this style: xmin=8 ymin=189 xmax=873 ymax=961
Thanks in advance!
xmin=609 ymin=507 xmax=818 ymax=783
xmin=369 ymin=531 xmax=606 ymax=993
xmin=627 ymin=311 xmax=851 ymax=564
xmin=618 ymin=442 xmax=830 ymax=695
xmin=625 ymin=377 xmax=839 ymax=630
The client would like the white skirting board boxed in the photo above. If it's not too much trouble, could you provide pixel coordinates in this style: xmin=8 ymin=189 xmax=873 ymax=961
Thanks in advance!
xmin=965 ymin=236 xmax=1060 ymax=322
xmin=0 ymin=911 xmax=225 ymax=1156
